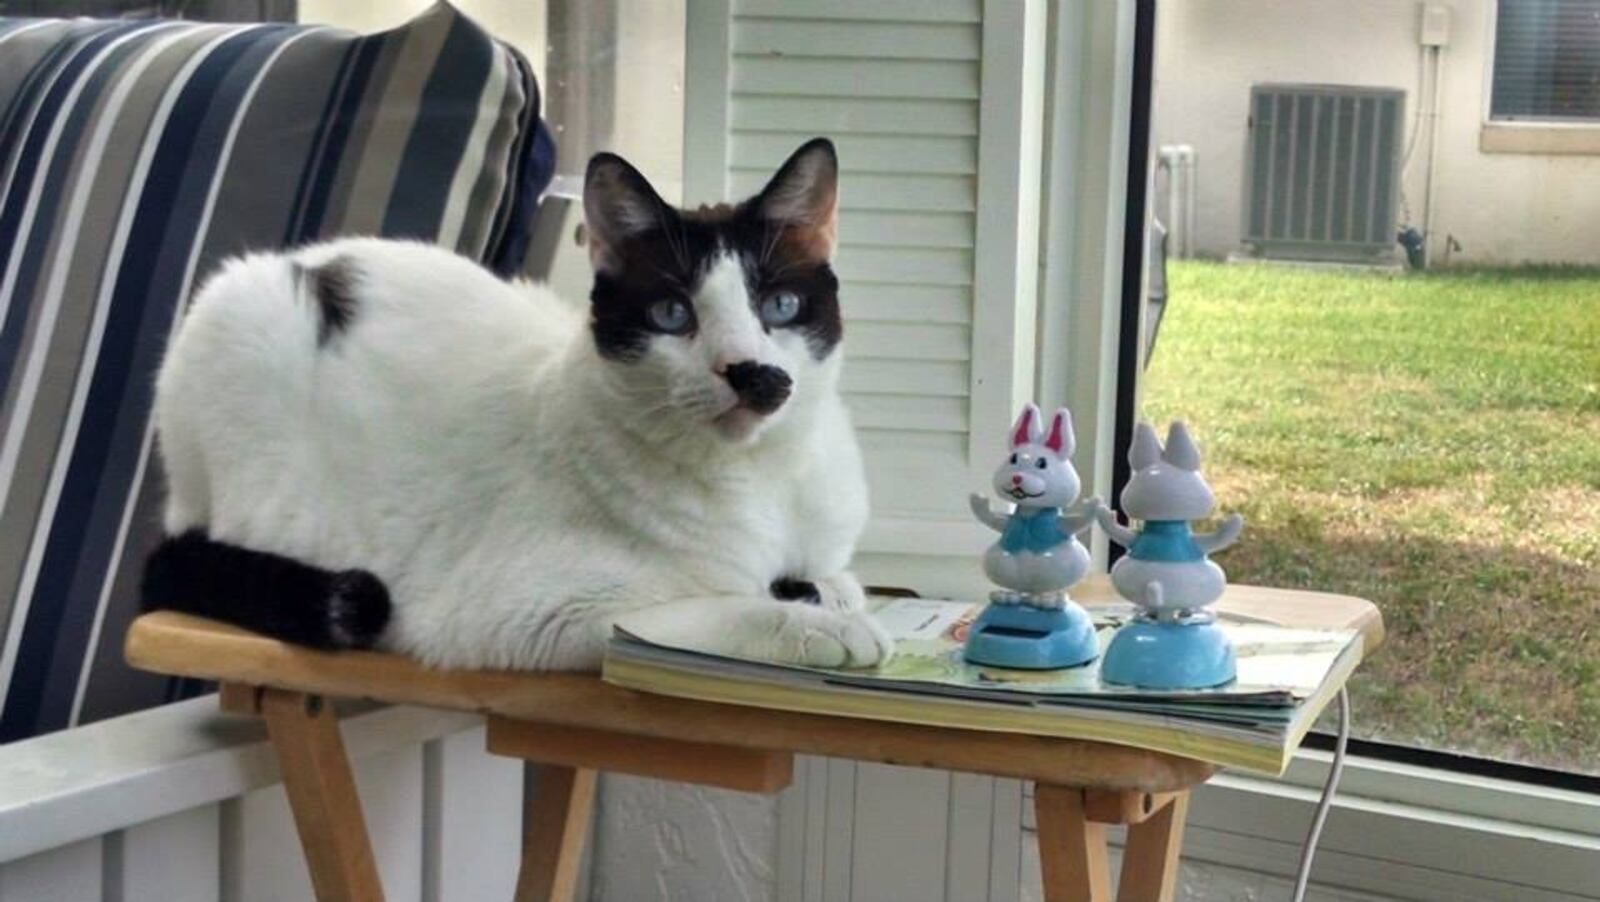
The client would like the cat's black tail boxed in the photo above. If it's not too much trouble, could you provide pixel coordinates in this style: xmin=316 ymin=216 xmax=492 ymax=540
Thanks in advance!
xmin=141 ymin=530 xmax=390 ymax=650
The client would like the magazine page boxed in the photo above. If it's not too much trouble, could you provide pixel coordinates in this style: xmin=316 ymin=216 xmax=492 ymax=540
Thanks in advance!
xmin=614 ymin=596 xmax=1359 ymax=703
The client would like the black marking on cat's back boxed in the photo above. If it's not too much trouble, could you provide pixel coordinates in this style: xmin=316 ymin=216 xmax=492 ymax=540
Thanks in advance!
xmin=298 ymin=257 xmax=360 ymax=347
xmin=771 ymin=577 xmax=821 ymax=604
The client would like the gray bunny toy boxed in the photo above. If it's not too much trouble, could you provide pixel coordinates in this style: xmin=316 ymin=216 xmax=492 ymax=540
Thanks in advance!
xmin=964 ymin=403 xmax=1101 ymax=668
xmin=969 ymin=404 xmax=1098 ymax=605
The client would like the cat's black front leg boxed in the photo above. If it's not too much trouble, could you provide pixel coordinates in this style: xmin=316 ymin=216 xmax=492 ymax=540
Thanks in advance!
xmin=770 ymin=577 xmax=821 ymax=605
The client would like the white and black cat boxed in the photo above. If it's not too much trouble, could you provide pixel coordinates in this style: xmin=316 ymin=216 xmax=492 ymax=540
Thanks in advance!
xmin=142 ymin=139 xmax=892 ymax=671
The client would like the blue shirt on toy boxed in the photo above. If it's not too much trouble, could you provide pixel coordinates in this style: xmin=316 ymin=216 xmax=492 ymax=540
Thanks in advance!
xmin=1126 ymin=519 xmax=1205 ymax=562
xmin=999 ymin=506 xmax=1069 ymax=554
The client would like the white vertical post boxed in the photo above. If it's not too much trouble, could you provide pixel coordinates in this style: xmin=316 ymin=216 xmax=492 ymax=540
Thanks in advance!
xmin=109 ymin=806 xmax=221 ymax=902
xmin=967 ymin=0 xmax=1048 ymax=481
xmin=0 ymin=839 xmax=103 ymax=902
xmin=683 ymin=0 xmax=734 ymax=201
xmin=1035 ymin=0 xmax=1139 ymax=563
xmin=848 ymin=764 xmax=952 ymax=900
xmin=425 ymin=728 xmax=523 ymax=901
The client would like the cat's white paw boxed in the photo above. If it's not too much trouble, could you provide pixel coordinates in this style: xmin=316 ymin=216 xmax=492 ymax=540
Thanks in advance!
xmin=785 ymin=606 xmax=893 ymax=669
xmin=813 ymin=572 xmax=868 ymax=613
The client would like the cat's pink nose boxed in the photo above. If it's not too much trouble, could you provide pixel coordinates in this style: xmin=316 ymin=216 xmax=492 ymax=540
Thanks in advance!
xmin=1012 ymin=475 xmax=1022 ymax=485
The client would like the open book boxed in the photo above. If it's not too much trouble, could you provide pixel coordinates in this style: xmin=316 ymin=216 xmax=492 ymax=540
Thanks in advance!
xmin=602 ymin=596 xmax=1363 ymax=774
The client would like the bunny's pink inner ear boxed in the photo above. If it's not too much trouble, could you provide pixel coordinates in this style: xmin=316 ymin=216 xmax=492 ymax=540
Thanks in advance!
xmin=1044 ymin=409 xmax=1075 ymax=455
xmin=1044 ymin=412 xmax=1066 ymax=453
xmin=1010 ymin=404 xmax=1040 ymax=449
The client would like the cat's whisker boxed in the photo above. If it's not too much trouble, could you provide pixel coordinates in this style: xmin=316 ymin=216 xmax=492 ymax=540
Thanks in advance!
xmin=646 ymin=262 xmax=687 ymax=290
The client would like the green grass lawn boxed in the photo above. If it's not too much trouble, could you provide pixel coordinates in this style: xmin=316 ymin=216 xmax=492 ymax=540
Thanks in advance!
xmin=1142 ymin=261 xmax=1600 ymax=773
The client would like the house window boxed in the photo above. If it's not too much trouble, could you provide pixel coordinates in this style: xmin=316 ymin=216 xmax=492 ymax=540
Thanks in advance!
xmin=1491 ymin=0 xmax=1600 ymax=122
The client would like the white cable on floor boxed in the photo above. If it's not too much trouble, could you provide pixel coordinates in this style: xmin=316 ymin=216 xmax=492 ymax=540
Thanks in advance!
xmin=1292 ymin=688 xmax=1350 ymax=902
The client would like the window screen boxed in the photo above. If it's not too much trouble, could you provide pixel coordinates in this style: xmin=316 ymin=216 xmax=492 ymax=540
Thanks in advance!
xmin=1491 ymin=0 xmax=1600 ymax=121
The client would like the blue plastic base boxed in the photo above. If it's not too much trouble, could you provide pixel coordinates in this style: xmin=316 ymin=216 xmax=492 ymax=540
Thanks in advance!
xmin=963 ymin=601 xmax=1098 ymax=670
xmin=1100 ymin=618 xmax=1237 ymax=689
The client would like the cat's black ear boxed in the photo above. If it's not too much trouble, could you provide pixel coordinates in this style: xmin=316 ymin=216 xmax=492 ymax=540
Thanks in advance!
xmin=755 ymin=138 xmax=838 ymax=259
xmin=584 ymin=152 xmax=671 ymax=273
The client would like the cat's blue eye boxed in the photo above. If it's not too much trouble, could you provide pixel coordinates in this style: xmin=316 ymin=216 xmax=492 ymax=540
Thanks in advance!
xmin=1009 ymin=453 xmax=1018 ymax=465
xmin=646 ymin=298 xmax=693 ymax=334
xmin=1035 ymin=458 xmax=1048 ymax=469
xmin=759 ymin=291 xmax=803 ymax=327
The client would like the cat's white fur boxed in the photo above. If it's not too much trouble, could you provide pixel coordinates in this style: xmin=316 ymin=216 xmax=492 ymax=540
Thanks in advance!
xmin=154 ymin=233 xmax=890 ymax=670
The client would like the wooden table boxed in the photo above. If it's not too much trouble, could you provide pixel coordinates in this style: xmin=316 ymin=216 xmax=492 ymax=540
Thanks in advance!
xmin=124 ymin=579 xmax=1381 ymax=902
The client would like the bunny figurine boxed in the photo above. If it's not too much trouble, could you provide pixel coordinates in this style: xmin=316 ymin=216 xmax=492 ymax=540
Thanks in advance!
xmin=1096 ymin=420 xmax=1244 ymax=688
xmin=964 ymin=404 xmax=1099 ymax=669
xmin=969 ymin=404 xmax=1097 ymax=604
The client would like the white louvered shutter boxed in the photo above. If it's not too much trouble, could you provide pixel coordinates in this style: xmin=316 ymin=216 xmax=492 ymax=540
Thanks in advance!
xmin=685 ymin=0 xmax=1046 ymax=556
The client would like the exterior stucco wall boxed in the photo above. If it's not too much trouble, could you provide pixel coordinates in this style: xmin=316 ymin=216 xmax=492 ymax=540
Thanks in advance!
xmin=1154 ymin=0 xmax=1600 ymax=265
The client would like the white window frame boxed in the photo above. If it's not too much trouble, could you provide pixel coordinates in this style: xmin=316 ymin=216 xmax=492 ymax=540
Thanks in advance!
xmin=1188 ymin=749 xmax=1600 ymax=898
xmin=1480 ymin=0 xmax=1600 ymax=154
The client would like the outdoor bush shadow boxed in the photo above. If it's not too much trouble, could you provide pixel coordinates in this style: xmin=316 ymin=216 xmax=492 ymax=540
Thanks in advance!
xmin=1225 ymin=527 xmax=1600 ymax=771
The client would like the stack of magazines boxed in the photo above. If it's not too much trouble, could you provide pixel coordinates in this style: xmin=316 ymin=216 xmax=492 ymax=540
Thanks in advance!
xmin=603 ymin=596 xmax=1364 ymax=774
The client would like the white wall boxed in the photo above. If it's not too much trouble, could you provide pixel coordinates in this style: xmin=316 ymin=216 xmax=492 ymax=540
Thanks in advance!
xmin=297 ymin=0 xmax=548 ymax=75
xmin=610 ymin=1 xmax=687 ymax=203
xmin=1154 ymin=0 xmax=1600 ymax=265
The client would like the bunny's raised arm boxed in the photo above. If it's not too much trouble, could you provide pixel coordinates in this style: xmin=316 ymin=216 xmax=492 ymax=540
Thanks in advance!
xmin=969 ymin=493 xmax=1010 ymax=532
xmin=1093 ymin=501 xmax=1139 ymax=548
xmin=1194 ymin=512 xmax=1245 ymax=554
xmin=1059 ymin=497 xmax=1101 ymax=537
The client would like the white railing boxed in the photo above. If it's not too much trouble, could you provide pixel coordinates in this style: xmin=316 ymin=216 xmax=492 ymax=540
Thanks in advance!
xmin=5 ymin=697 xmax=1598 ymax=901
xmin=0 ymin=698 xmax=522 ymax=901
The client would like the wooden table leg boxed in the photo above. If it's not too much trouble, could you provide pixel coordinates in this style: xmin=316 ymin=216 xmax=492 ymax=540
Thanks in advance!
xmin=515 ymin=763 xmax=597 ymax=902
xmin=1115 ymin=791 xmax=1189 ymax=902
xmin=1035 ymin=784 xmax=1112 ymax=902
xmin=258 ymin=688 xmax=384 ymax=902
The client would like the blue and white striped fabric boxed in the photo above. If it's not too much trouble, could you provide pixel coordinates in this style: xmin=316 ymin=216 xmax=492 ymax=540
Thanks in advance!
xmin=0 ymin=5 xmax=556 ymax=741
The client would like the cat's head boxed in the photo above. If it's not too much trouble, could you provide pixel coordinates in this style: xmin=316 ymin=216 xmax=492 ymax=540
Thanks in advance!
xmin=582 ymin=139 xmax=842 ymax=444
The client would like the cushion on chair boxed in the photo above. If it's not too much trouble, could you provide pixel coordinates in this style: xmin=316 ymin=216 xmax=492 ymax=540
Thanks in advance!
xmin=0 ymin=4 xmax=556 ymax=741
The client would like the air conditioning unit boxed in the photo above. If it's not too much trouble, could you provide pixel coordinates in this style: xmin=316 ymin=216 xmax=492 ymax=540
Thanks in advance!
xmin=1243 ymin=84 xmax=1404 ymax=263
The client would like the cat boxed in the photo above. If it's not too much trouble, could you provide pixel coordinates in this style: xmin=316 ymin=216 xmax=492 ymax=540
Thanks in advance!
xmin=142 ymin=138 xmax=893 ymax=672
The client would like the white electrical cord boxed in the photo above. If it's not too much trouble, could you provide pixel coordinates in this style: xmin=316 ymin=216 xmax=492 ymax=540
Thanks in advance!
xmin=1291 ymin=688 xmax=1350 ymax=902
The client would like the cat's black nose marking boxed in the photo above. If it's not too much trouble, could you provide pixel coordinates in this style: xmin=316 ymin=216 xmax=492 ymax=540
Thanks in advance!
xmin=723 ymin=361 xmax=791 ymax=414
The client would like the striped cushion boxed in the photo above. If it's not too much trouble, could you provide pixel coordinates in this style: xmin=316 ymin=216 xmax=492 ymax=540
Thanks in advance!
xmin=0 ymin=7 xmax=556 ymax=741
